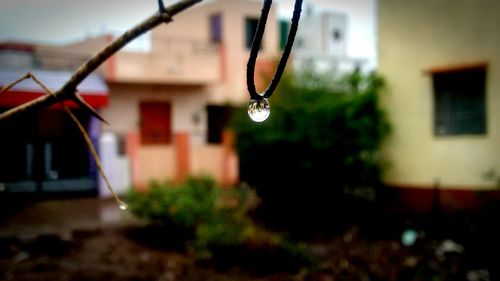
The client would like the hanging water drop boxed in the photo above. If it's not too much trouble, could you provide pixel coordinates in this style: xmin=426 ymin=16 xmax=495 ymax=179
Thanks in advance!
xmin=248 ymin=98 xmax=270 ymax=122
xmin=119 ymin=202 xmax=128 ymax=211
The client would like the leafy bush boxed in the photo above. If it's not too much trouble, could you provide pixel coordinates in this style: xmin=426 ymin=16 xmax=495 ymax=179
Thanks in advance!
xmin=128 ymin=176 xmax=317 ymax=271
xmin=229 ymin=68 xmax=390 ymax=227
xmin=128 ymin=176 xmax=259 ymax=255
xmin=128 ymin=176 xmax=218 ymax=228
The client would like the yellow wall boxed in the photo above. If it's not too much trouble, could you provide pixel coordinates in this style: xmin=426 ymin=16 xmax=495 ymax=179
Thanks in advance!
xmin=113 ymin=41 xmax=220 ymax=85
xmin=378 ymin=0 xmax=500 ymax=189
xmin=191 ymin=145 xmax=225 ymax=181
xmin=138 ymin=145 xmax=176 ymax=184
xmin=102 ymin=82 xmax=209 ymax=144
xmin=125 ymin=136 xmax=236 ymax=187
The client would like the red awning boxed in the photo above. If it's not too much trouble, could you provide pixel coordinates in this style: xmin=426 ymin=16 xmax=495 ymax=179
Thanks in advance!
xmin=0 ymin=69 xmax=109 ymax=108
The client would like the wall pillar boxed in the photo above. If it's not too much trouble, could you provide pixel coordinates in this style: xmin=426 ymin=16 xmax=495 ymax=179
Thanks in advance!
xmin=221 ymin=130 xmax=239 ymax=187
xmin=126 ymin=131 xmax=143 ymax=190
xmin=175 ymin=132 xmax=190 ymax=182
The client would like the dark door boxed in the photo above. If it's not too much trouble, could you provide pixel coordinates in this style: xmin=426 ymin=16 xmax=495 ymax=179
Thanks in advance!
xmin=140 ymin=102 xmax=172 ymax=145
xmin=0 ymin=108 xmax=96 ymax=194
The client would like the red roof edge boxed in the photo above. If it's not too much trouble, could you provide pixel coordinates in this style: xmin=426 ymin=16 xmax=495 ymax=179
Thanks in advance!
xmin=0 ymin=42 xmax=35 ymax=52
xmin=0 ymin=90 xmax=108 ymax=108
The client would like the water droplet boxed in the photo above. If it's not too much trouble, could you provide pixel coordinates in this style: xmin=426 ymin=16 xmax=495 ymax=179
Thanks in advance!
xmin=119 ymin=202 xmax=128 ymax=210
xmin=401 ymin=229 xmax=418 ymax=246
xmin=248 ymin=98 xmax=270 ymax=122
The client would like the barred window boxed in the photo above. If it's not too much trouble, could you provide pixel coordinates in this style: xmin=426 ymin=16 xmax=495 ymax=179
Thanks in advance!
xmin=245 ymin=18 xmax=260 ymax=50
xmin=433 ymin=66 xmax=487 ymax=136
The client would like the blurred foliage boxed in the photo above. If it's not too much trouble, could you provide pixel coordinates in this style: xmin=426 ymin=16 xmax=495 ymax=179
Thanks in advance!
xmin=128 ymin=176 xmax=254 ymax=252
xmin=128 ymin=176 xmax=218 ymax=228
xmin=127 ymin=176 xmax=315 ymax=267
xmin=229 ymin=68 xmax=391 ymax=227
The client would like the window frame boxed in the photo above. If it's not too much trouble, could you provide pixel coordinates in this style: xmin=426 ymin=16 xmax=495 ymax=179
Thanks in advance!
xmin=245 ymin=17 xmax=261 ymax=50
xmin=209 ymin=13 xmax=223 ymax=44
xmin=430 ymin=63 xmax=488 ymax=136
xmin=206 ymin=105 xmax=234 ymax=144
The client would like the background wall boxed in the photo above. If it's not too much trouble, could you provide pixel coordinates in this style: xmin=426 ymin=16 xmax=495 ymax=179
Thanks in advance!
xmin=378 ymin=0 xmax=500 ymax=189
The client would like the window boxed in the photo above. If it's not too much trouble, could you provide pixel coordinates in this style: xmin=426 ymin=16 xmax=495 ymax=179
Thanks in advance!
xmin=0 ymin=108 xmax=92 ymax=184
xmin=332 ymin=29 xmax=342 ymax=41
xmin=207 ymin=105 xmax=233 ymax=144
xmin=432 ymin=66 xmax=487 ymax=136
xmin=279 ymin=20 xmax=290 ymax=50
xmin=245 ymin=18 xmax=260 ymax=49
xmin=140 ymin=102 xmax=172 ymax=144
xmin=116 ymin=134 xmax=127 ymax=156
xmin=325 ymin=13 xmax=347 ymax=56
xmin=209 ymin=14 xmax=222 ymax=44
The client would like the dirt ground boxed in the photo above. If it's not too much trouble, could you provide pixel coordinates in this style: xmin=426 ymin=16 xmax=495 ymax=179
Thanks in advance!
xmin=0 ymin=197 xmax=496 ymax=281
xmin=0 ymin=224 xmax=484 ymax=281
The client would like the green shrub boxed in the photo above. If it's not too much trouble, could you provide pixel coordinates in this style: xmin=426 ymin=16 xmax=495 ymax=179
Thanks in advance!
xmin=127 ymin=176 xmax=258 ymax=255
xmin=229 ymin=68 xmax=391 ymax=225
xmin=128 ymin=176 xmax=218 ymax=228
xmin=128 ymin=176 xmax=318 ymax=272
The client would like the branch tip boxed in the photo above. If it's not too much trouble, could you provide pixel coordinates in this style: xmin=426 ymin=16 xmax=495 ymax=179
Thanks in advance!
xmin=0 ymin=72 xmax=31 ymax=95
xmin=73 ymin=94 xmax=109 ymax=124
xmin=0 ymin=0 xmax=205 ymax=123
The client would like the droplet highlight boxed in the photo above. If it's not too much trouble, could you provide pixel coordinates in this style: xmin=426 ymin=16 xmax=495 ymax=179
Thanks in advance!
xmin=119 ymin=202 xmax=128 ymax=211
xmin=248 ymin=98 xmax=270 ymax=122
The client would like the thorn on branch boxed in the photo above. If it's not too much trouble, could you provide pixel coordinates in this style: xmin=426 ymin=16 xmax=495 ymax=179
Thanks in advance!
xmin=0 ymin=0 xmax=204 ymax=123
xmin=160 ymin=11 xmax=173 ymax=23
xmin=158 ymin=0 xmax=173 ymax=23
xmin=73 ymin=93 xmax=109 ymax=124
xmin=0 ymin=72 xmax=32 ymax=95
xmin=28 ymin=73 xmax=125 ymax=208
xmin=28 ymin=74 xmax=107 ymax=123
xmin=158 ymin=0 xmax=166 ymax=12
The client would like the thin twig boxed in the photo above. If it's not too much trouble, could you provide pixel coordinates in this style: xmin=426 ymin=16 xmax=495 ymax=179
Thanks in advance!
xmin=29 ymin=74 xmax=126 ymax=208
xmin=0 ymin=0 xmax=204 ymax=122
xmin=0 ymin=72 xmax=31 ymax=95
xmin=247 ymin=0 xmax=303 ymax=100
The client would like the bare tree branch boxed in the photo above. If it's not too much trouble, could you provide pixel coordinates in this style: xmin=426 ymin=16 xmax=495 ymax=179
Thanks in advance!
xmin=72 ymin=93 xmax=109 ymax=124
xmin=0 ymin=72 xmax=31 ymax=95
xmin=29 ymin=73 xmax=127 ymax=208
xmin=0 ymin=0 xmax=204 ymax=122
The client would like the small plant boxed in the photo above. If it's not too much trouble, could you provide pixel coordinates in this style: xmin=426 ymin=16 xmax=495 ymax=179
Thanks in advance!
xmin=128 ymin=176 xmax=217 ymax=228
xmin=128 ymin=176 xmax=257 ymax=255
xmin=127 ymin=176 xmax=317 ymax=272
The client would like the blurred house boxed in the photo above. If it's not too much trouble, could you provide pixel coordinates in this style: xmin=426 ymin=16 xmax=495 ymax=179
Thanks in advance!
xmin=0 ymin=0 xmax=279 ymax=195
xmin=0 ymin=42 xmax=108 ymax=194
xmin=99 ymin=0 xmax=278 ymax=192
xmin=378 ymin=0 xmax=500 ymax=211
xmin=290 ymin=0 xmax=376 ymax=72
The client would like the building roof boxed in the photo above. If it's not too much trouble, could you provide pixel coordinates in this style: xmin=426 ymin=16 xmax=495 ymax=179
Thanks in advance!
xmin=0 ymin=68 xmax=108 ymax=94
xmin=0 ymin=42 xmax=35 ymax=52
xmin=0 ymin=68 xmax=108 ymax=108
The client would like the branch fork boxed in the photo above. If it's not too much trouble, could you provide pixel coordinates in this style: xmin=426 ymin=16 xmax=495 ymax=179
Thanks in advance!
xmin=0 ymin=0 xmax=203 ymax=123
xmin=0 ymin=0 xmax=205 ymax=207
